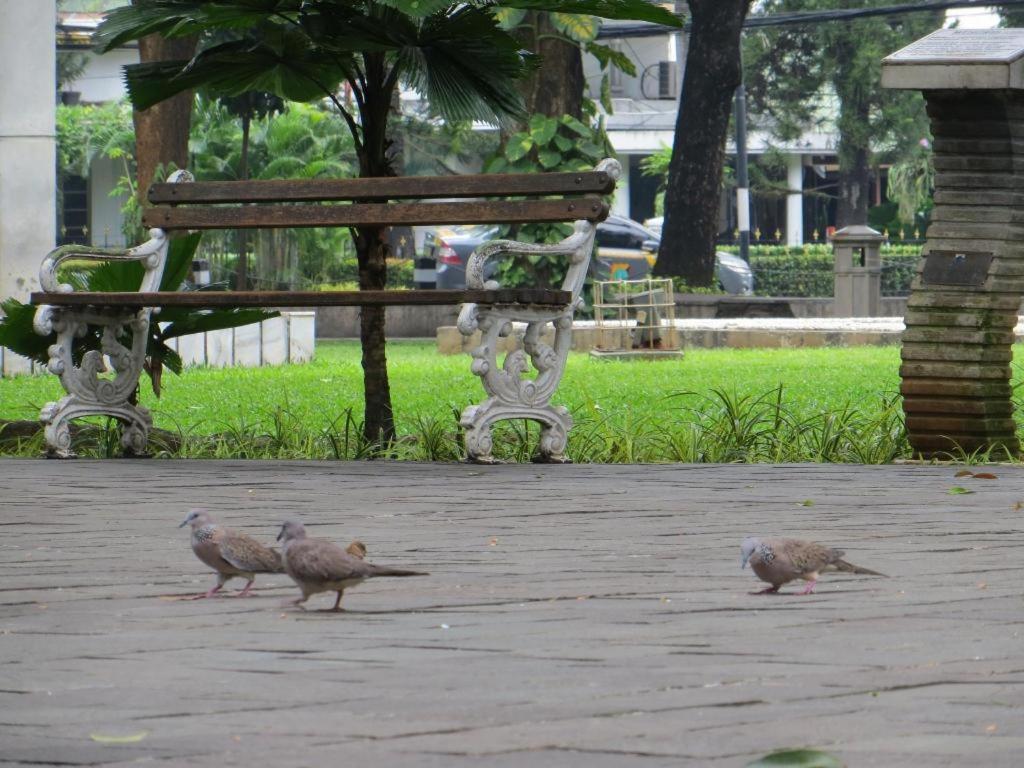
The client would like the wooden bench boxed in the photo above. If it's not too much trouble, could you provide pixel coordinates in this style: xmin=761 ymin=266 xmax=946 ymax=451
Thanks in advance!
xmin=30 ymin=159 xmax=621 ymax=462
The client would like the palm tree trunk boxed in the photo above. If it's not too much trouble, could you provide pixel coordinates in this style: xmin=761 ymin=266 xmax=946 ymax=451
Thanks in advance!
xmin=131 ymin=30 xmax=197 ymax=210
xmin=236 ymin=111 xmax=250 ymax=290
xmin=354 ymin=52 xmax=397 ymax=447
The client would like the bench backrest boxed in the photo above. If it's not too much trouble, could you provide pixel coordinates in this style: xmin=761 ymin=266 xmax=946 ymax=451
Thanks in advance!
xmin=142 ymin=169 xmax=615 ymax=231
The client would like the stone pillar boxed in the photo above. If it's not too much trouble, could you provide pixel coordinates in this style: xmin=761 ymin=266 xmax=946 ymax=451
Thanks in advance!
xmin=0 ymin=0 xmax=56 ymax=304
xmin=882 ymin=29 xmax=1024 ymax=458
xmin=832 ymin=225 xmax=883 ymax=317
xmin=786 ymin=154 xmax=804 ymax=247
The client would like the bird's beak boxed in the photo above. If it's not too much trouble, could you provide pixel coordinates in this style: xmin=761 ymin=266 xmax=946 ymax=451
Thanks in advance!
xmin=276 ymin=528 xmax=284 ymax=542
xmin=178 ymin=517 xmax=190 ymax=528
xmin=741 ymin=555 xmax=749 ymax=570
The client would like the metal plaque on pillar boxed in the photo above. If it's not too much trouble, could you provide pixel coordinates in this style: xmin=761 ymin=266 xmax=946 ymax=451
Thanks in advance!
xmin=921 ymin=250 xmax=993 ymax=287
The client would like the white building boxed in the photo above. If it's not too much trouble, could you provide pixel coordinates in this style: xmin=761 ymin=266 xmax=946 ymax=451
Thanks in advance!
xmin=56 ymin=11 xmax=138 ymax=249
xmin=587 ymin=21 xmax=841 ymax=246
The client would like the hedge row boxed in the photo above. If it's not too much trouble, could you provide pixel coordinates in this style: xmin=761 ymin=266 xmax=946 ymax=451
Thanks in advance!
xmin=719 ymin=244 xmax=921 ymax=297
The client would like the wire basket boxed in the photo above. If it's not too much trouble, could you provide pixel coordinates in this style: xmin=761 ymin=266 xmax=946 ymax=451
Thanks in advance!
xmin=592 ymin=277 xmax=680 ymax=354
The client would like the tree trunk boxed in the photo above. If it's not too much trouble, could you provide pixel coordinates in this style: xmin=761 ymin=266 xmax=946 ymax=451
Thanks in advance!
xmin=653 ymin=0 xmax=753 ymax=286
xmin=131 ymin=32 xmax=198 ymax=207
xmin=836 ymin=143 xmax=870 ymax=228
xmin=236 ymin=111 xmax=250 ymax=290
xmin=354 ymin=52 xmax=397 ymax=447
xmin=521 ymin=13 xmax=584 ymax=120
xmin=832 ymin=33 xmax=871 ymax=229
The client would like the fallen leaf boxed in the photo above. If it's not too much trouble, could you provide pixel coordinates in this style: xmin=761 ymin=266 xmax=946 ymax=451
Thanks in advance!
xmin=985 ymin=724 xmax=998 ymax=734
xmin=746 ymin=749 xmax=844 ymax=767
xmin=954 ymin=470 xmax=975 ymax=478
xmin=1013 ymin=501 xmax=1024 ymax=511
xmin=488 ymin=537 xmax=498 ymax=547
xmin=948 ymin=486 xmax=973 ymax=495
xmin=800 ymin=499 xmax=815 ymax=507
xmin=972 ymin=472 xmax=998 ymax=480
xmin=977 ymin=582 xmax=988 ymax=590
xmin=90 ymin=731 xmax=149 ymax=744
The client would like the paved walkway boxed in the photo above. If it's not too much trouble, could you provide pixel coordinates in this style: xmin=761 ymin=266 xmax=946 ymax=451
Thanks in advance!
xmin=1 ymin=460 xmax=1023 ymax=767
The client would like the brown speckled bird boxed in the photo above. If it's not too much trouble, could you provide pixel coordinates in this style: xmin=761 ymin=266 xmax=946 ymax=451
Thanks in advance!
xmin=277 ymin=520 xmax=426 ymax=611
xmin=179 ymin=510 xmax=285 ymax=599
xmin=741 ymin=536 xmax=886 ymax=595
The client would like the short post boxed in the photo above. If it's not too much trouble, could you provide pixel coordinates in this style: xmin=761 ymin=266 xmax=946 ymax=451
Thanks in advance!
xmin=831 ymin=225 xmax=883 ymax=317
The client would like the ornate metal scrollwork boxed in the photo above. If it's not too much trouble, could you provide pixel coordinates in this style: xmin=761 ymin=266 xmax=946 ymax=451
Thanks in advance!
xmin=458 ymin=158 xmax=621 ymax=463
xmin=33 ymin=230 xmax=171 ymax=457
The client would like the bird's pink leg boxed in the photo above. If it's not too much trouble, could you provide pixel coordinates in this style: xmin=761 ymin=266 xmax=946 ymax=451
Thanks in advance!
xmin=750 ymin=585 xmax=780 ymax=595
xmin=186 ymin=583 xmax=223 ymax=600
xmin=798 ymin=580 xmax=817 ymax=595
xmin=330 ymin=590 xmax=345 ymax=612
xmin=233 ymin=580 xmax=256 ymax=598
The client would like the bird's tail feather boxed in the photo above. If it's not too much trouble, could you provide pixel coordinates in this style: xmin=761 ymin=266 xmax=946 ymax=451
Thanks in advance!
xmin=836 ymin=559 xmax=886 ymax=577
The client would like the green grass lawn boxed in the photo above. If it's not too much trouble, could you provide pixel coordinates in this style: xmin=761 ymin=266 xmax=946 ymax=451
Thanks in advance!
xmin=1 ymin=340 xmax=920 ymax=462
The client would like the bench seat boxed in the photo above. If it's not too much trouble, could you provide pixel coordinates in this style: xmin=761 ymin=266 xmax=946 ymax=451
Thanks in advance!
xmin=30 ymin=289 xmax=572 ymax=310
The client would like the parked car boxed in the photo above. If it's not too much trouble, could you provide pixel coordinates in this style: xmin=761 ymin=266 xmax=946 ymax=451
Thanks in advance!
xmin=422 ymin=215 xmax=753 ymax=294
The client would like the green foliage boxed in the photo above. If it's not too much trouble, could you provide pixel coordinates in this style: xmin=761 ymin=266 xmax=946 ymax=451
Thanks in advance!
xmin=0 ymin=234 xmax=276 ymax=396
xmin=717 ymin=244 xmax=920 ymax=297
xmin=319 ymin=258 xmax=415 ymax=290
xmin=1 ymin=341 xmax=914 ymax=462
xmin=188 ymin=99 xmax=358 ymax=288
xmin=483 ymin=107 xmax=612 ymax=287
xmin=743 ymin=1 xmax=940 ymax=206
xmin=887 ymin=139 xmax=934 ymax=226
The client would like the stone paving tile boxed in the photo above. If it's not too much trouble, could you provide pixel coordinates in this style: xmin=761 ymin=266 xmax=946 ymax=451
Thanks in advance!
xmin=1 ymin=460 xmax=1023 ymax=766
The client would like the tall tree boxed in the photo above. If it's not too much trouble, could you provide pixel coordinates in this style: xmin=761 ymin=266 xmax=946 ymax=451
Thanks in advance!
xmin=96 ymin=0 xmax=679 ymax=447
xmin=743 ymin=1 xmax=942 ymax=229
xmin=130 ymin=10 xmax=198 ymax=207
xmin=998 ymin=5 xmax=1024 ymax=26
xmin=653 ymin=0 xmax=753 ymax=287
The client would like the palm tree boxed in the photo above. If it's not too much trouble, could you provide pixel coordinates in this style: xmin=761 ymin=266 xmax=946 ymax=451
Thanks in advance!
xmin=95 ymin=0 xmax=680 ymax=447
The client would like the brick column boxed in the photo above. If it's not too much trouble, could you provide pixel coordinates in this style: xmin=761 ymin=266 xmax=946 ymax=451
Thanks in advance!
xmin=883 ymin=30 xmax=1024 ymax=458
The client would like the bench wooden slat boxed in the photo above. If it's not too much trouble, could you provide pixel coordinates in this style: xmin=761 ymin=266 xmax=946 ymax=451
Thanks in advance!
xmin=30 ymin=289 xmax=573 ymax=309
xmin=149 ymin=170 xmax=615 ymax=204
xmin=141 ymin=198 xmax=609 ymax=231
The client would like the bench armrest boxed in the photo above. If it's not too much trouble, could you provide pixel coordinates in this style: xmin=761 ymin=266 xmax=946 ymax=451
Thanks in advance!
xmin=465 ymin=158 xmax=620 ymax=300
xmin=38 ymin=170 xmax=192 ymax=294
xmin=466 ymin=220 xmax=598 ymax=301
xmin=38 ymin=230 xmax=170 ymax=295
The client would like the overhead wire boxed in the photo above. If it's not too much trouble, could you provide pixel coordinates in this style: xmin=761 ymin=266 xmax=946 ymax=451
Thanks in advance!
xmin=597 ymin=0 xmax=1024 ymax=39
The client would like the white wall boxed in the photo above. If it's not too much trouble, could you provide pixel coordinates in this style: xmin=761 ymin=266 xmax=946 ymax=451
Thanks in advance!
xmin=0 ymin=0 xmax=56 ymax=309
xmin=584 ymin=34 xmax=678 ymax=102
xmin=68 ymin=48 xmax=136 ymax=103
xmin=89 ymin=154 xmax=129 ymax=247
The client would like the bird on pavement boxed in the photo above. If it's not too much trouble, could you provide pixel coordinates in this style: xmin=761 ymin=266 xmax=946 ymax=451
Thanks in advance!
xmin=740 ymin=536 xmax=886 ymax=595
xmin=179 ymin=509 xmax=285 ymax=599
xmin=277 ymin=520 xmax=426 ymax=611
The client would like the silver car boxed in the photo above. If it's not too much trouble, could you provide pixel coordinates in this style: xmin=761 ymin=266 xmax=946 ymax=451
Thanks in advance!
xmin=422 ymin=215 xmax=754 ymax=294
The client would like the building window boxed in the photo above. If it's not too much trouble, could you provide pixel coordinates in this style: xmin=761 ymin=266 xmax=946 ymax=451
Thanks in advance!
xmin=59 ymin=174 xmax=89 ymax=245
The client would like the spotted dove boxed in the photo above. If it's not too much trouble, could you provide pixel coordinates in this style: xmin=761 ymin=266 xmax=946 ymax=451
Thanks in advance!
xmin=179 ymin=509 xmax=285 ymax=598
xmin=277 ymin=520 xmax=426 ymax=611
xmin=740 ymin=536 xmax=886 ymax=595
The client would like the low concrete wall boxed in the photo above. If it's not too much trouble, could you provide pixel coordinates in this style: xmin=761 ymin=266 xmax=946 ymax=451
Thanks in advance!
xmin=316 ymin=303 xmax=462 ymax=339
xmin=436 ymin=321 xmax=903 ymax=356
xmin=316 ymin=297 xmax=910 ymax=339
xmin=674 ymin=295 xmax=909 ymax=319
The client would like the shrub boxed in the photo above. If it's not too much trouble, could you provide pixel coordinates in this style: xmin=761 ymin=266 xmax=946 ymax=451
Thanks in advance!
xmin=718 ymin=244 xmax=921 ymax=297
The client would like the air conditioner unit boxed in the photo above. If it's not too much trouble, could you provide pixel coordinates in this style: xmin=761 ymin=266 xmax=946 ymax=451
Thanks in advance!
xmin=657 ymin=61 xmax=677 ymax=100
